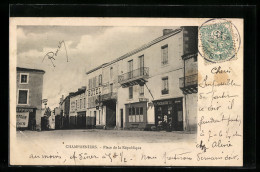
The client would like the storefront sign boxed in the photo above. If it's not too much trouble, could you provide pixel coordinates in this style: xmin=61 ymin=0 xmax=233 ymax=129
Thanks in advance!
xmin=88 ymin=87 xmax=102 ymax=97
xmin=139 ymin=98 xmax=149 ymax=102
xmin=16 ymin=112 xmax=29 ymax=128
xmin=153 ymin=100 xmax=173 ymax=106
xmin=16 ymin=107 xmax=34 ymax=113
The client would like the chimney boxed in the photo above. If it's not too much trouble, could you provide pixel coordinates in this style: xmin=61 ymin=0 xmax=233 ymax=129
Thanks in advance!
xmin=60 ymin=95 xmax=64 ymax=103
xmin=163 ymin=29 xmax=173 ymax=36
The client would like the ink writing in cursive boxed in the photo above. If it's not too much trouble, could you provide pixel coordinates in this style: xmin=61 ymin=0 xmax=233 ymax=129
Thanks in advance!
xmin=42 ymin=40 xmax=69 ymax=67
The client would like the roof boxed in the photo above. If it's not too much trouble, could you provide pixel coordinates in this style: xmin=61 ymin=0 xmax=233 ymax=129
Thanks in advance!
xmin=17 ymin=67 xmax=45 ymax=74
xmin=86 ymin=28 xmax=183 ymax=75
xmin=70 ymin=87 xmax=86 ymax=97
xmin=86 ymin=63 xmax=107 ymax=75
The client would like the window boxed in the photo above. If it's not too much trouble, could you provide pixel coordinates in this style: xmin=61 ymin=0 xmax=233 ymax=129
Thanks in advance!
xmin=76 ymin=100 xmax=78 ymax=109
xmin=93 ymin=77 xmax=96 ymax=88
xmin=80 ymin=99 xmax=82 ymax=109
xmin=139 ymin=85 xmax=144 ymax=96
xmin=89 ymin=79 xmax=92 ymax=89
xmin=20 ymin=73 xmax=29 ymax=84
xmin=162 ymin=77 xmax=169 ymax=95
xmin=140 ymin=107 xmax=143 ymax=115
xmin=18 ymin=89 xmax=28 ymax=104
xmin=128 ymin=106 xmax=144 ymax=123
xmin=110 ymin=67 xmax=113 ymax=79
xmin=84 ymin=98 xmax=86 ymax=108
xmin=128 ymin=60 xmax=133 ymax=79
xmin=136 ymin=107 xmax=140 ymax=115
xmin=110 ymin=83 xmax=113 ymax=93
xmin=129 ymin=86 xmax=133 ymax=99
xmin=132 ymin=107 xmax=135 ymax=115
xmin=139 ymin=55 xmax=144 ymax=75
xmin=98 ymin=74 xmax=102 ymax=86
xmin=161 ymin=45 xmax=168 ymax=65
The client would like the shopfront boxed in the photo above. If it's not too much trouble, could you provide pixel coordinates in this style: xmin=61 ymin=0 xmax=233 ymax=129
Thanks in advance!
xmin=125 ymin=101 xmax=147 ymax=130
xmin=153 ymin=98 xmax=183 ymax=131
xmin=16 ymin=107 xmax=36 ymax=130
xmin=77 ymin=111 xmax=86 ymax=129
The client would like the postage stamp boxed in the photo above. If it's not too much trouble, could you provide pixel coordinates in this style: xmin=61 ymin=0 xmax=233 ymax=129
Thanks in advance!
xmin=199 ymin=19 xmax=241 ymax=63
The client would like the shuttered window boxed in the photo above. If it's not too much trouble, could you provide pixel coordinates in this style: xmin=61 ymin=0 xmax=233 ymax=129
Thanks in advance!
xmin=162 ymin=76 xmax=169 ymax=95
xmin=18 ymin=90 xmax=28 ymax=104
xmin=161 ymin=45 xmax=168 ymax=65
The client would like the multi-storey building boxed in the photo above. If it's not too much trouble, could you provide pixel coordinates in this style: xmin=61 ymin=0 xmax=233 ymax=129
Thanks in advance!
xmin=85 ymin=27 xmax=198 ymax=131
xmin=86 ymin=65 xmax=104 ymax=128
xmin=69 ymin=87 xmax=87 ymax=129
xmin=60 ymin=95 xmax=71 ymax=129
xmin=86 ymin=61 xmax=120 ymax=129
xmin=54 ymin=106 xmax=62 ymax=129
xmin=16 ymin=67 xmax=45 ymax=130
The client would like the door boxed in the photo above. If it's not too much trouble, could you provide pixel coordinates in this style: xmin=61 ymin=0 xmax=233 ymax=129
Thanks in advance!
xmin=128 ymin=60 xmax=133 ymax=79
xmin=120 ymin=109 xmax=123 ymax=128
xmin=172 ymin=99 xmax=183 ymax=131
xmin=77 ymin=112 xmax=86 ymax=129
xmin=94 ymin=111 xmax=97 ymax=127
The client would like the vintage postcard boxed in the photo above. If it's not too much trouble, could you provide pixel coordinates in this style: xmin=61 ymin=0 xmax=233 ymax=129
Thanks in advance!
xmin=9 ymin=18 xmax=243 ymax=166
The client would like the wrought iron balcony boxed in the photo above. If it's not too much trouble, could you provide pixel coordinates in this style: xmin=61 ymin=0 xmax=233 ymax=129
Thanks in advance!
xmin=118 ymin=67 xmax=149 ymax=88
xmin=101 ymin=92 xmax=117 ymax=102
xmin=179 ymin=73 xmax=198 ymax=94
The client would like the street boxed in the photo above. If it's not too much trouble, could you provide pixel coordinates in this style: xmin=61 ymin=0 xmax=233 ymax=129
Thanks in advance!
xmin=16 ymin=129 xmax=196 ymax=144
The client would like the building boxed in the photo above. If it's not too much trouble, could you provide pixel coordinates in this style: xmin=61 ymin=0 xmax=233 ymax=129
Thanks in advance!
xmin=60 ymin=95 xmax=71 ymax=129
xmin=54 ymin=106 xmax=62 ymax=129
xmin=86 ymin=65 xmax=105 ymax=129
xmin=179 ymin=26 xmax=198 ymax=131
xmin=86 ymin=61 xmax=120 ymax=129
xmin=85 ymin=27 xmax=198 ymax=131
xmin=16 ymin=67 xmax=45 ymax=131
xmin=69 ymin=87 xmax=87 ymax=129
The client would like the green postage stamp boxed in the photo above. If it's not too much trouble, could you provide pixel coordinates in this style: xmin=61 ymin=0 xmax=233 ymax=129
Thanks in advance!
xmin=199 ymin=19 xmax=240 ymax=63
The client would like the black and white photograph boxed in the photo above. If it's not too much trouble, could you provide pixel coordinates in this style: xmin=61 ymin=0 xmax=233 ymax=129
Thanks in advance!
xmin=9 ymin=18 xmax=243 ymax=166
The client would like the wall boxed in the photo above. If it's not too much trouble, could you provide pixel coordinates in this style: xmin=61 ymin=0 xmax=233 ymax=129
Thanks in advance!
xmin=184 ymin=93 xmax=197 ymax=131
xmin=16 ymin=71 xmax=44 ymax=109
xmin=117 ymin=29 xmax=185 ymax=128
xmin=182 ymin=26 xmax=198 ymax=131
xmin=102 ymin=62 xmax=119 ymax=95
xmin=185 ymin=56 xmax=198 ymax=76
xmin=86 ymin=68 xmax=102 ymax=110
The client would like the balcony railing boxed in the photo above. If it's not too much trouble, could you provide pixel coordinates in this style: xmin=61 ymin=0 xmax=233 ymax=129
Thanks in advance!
xmin=179 ymin=73 xmax=198 ymax=94
xmin=118 ymin=67 xmax=149 ymax=87
xmin=101 ymin=92 xmax=117 ymax=101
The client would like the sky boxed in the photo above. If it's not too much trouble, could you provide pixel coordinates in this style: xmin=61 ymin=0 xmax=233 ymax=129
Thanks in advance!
xmin=17 ymin=26 xmax=178 ymax=109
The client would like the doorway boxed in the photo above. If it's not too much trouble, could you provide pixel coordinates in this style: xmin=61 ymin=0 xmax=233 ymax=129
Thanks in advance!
xmin=154 ymin=98 xmax=183 ymax=131
xmin=120 ymin=109 xmax=123 ymax=128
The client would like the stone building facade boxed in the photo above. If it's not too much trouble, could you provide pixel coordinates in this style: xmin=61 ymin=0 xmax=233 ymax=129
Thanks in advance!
xmin=16 ymin=67 xmax=45 ymax=131
xmin=85 ymin=27 xmax=198 ymax=131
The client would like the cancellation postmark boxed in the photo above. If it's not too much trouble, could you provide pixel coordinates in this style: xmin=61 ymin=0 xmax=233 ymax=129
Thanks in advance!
xmin=198 ymin=19 xmax=241 ymax=63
